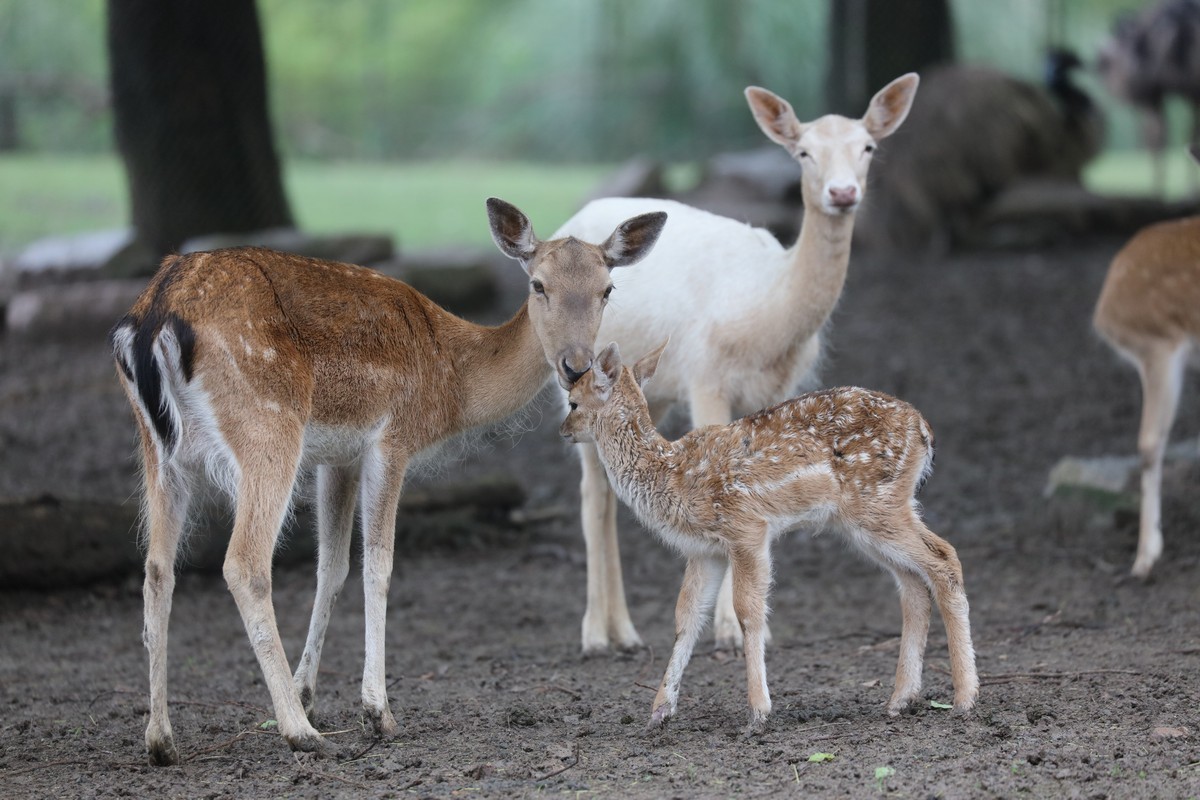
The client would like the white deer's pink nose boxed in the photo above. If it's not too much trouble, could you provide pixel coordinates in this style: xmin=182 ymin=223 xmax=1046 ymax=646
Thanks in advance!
xmin=827 ymin=185 xmax=859 ymax=208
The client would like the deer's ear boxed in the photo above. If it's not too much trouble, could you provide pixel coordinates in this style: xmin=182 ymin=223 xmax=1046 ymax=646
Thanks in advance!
xmin=595 ymin=341 xmax=622 ymax=384
xmin=863 ymin=73 xmax=919 ymax=140
xmin=632 ymin=338 xmax=668 ymax=388
xmin=487 ymin=197 xmax=539 ymax=268
xmin=602 ymin=212 xmax=668 ymax=268
xmin=745 ymin=86 xmax=805 ymax=147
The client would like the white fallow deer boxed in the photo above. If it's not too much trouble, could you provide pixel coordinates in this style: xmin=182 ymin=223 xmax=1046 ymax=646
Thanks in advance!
xmin=109 ymin=199 xmax=666 ymax=765
xmin=554 ymin=73 xmax=919 ymax=653
xmin=560 ymin=342 xmax=978 ymax=734
xmin=1094 ymin=145 xmax=1200 ymax=578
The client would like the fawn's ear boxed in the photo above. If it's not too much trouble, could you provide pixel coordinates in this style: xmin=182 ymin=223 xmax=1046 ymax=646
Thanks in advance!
xmin=594 ymin=342 xmax=622 ymax=390
xmin=632 ymin=338 xmax=668 ymax=388
xmin=487 ymin=197 xmax=539 ymax=269
xmin=863 ymin=73 xmax=919 ymax=140
xmin=602 ymin=212 xmax=668 ymax=268
xmin=745 ymin=86 xmax=806 ymax=148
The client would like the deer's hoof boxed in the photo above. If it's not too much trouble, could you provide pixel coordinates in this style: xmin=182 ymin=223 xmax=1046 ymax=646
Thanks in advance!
xmin=146 ymin=737 xmax=179 ymax=767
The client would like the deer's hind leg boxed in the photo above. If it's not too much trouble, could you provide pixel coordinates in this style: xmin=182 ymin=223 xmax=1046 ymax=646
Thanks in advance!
xmin=852 ymin=515 xmax=977 ymax=715
xmin=294 ymin=463 xmax=361 ymax=721
xmin=139 ymin=426 xmax=192 ymax=766
xmin=221 ymin=422 xmax=330 ymax=755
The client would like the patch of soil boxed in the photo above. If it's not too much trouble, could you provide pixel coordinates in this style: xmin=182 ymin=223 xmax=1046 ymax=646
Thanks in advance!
xmin=3 ymin=234 xmax=1200 ymax=798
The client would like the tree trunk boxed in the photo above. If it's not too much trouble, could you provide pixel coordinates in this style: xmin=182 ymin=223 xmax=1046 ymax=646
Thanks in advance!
xmin=826 ymin=0 xmax=954 ymax=116
xmin=106 ymin=0 xmax=293 ymax=262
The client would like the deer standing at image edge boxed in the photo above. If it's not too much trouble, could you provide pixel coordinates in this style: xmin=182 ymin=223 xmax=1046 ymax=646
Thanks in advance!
xmin=109 ymin=198 xmax=666 ymax=764
xmin=560 ymin=341 xmax=979 ymax=732
xmin=553 ymin=73 xmax=919 ymax=654
xmin=1093 ymin=145 xmax=1200 ymax=578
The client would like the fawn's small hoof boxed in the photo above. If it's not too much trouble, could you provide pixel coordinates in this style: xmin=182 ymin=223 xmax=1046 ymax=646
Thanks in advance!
xmin=645 ymin=704 xmax=674 ymax=732
xmin=743 ymin=710 xmax=770 ymax=738
xmin=366 ymin=706 xmax=400 ymax=740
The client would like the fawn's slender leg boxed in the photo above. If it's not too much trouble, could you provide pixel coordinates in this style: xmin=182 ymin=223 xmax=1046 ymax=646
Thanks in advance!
xmin=1131 ymin=340 xmax=1188 ymax=578
xmin=650 ymin=555 xmax=725 ymax=729
xmin=141 ymin=440 xmax=191 ymax=766
xmin=359 ymin=443 xmax=408 ymax=738
xmin=294 ymin=464 xmax=361 ymax=720
xmin=729 ymin=535 xmax=773 ymax=733
xmin=222 ymin=438 xmax=328 ymax=754
xmin=687 ymin=383 xmax=750 ymax=652
xmin=885 ymin=568 xmax=932 ymax=714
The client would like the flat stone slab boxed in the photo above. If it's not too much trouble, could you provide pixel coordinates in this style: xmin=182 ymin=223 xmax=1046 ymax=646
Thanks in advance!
xmin=1046 ymin=441 xmax=1200 ymax=511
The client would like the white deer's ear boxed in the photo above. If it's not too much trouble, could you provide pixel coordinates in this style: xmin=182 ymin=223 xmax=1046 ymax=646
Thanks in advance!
xmin=863 ymin=73 xmax=919 ymax=140
xmin=745 ymin=86 xmax=805 ymax=147
xmin=486 ymin=197 xmax=539 ymax=268
xmin=602 ymin=212 xmax=668 ymax=268
xmin=632 ymin=338 xmax=668 ymax=388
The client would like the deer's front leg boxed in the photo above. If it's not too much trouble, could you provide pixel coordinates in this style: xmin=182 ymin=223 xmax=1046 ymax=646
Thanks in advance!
xmin=580 ymin=443 xmax=642 ymax=654
xmin=359 ymin=447 xmax=408 ymax=739
xmin=294 ymin=464 xmax=360 ymax=721
xmin=730 ymin=538 xmax=773 ymax=734
xmin=1132 ymin=341 xmax=1187 ymax=578
xmin=686 ymin=385 xmax=754 ymax=652
xmin=650 ymin=555 xmax=725 ymax=729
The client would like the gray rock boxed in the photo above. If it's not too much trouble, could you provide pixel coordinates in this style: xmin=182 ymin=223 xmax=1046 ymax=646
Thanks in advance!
xmin=393 ymin=247 xmax=504 ymax=315
xmin=181 ymin=227 xmax=395 ymax=266
xmin=13 ymin=228 xmax=135 ymax=278
xmin=584 ymin=157 xmax=665 ymax=203
xmin=6 ymin=279 xmax=146 ymax=340
xmin=1045 ymin=441 xmax=1200 ymax=510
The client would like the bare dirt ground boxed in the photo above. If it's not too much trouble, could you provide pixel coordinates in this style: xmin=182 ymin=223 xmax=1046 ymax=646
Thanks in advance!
xmin=3 ymin=231 xmax=1200 ymax=799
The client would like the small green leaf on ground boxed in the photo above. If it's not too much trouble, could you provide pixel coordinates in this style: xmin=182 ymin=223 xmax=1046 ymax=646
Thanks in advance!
xmin=259 ymin=719 xmax=278 ymax=730
xmin=930 ymin=700 xmax=953 ymax=710
xmin=874 ymin=765 xmax=895 ymax=792
xmin=808 ymin=752 xmax=836 ymax=763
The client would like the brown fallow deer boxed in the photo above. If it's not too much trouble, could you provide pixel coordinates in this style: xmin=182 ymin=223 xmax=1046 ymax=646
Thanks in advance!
xmin=554 ymin=73 xmax=919 ymax=654
xmin=1094 ymin=144 xmax=1200 ymax=578
xmin=110 ymin=199 xmax=667 ymax=764
xmin=561 ymin=342 xmax=978 ymax=734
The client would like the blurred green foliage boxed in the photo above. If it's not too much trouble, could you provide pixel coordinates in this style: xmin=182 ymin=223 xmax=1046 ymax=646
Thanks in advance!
xmin=0 ymin=0 xmax=1186 ymax=161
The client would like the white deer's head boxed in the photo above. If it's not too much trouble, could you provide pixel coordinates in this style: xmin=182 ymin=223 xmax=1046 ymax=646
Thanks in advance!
xmin=745 ymin=74 xmax=919 ymax=216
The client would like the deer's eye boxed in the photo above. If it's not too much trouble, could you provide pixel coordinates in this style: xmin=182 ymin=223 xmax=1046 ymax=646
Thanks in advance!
xmin=531 ymin=280 xmax=545 ymax=295
xmin=569 ymin=401 xmax=578 ymax=411
xmin=864 ymin=143 xmax=876 ymax=154
xmin=603 ymin=286 xmax=613 ymax=301
xmin=798 ymin=150 xmax=810 ymax=159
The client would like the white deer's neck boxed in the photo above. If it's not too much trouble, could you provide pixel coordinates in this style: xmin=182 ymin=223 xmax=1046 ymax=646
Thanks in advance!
xmin=777 ymin=203 xmax=857 ymax=344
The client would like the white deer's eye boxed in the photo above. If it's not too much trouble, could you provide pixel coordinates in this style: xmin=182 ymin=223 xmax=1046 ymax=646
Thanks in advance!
xmin=864 ymin=143 xmax=876 ymax=154
xmin=798 ymin=150 xmax=810 ymax=159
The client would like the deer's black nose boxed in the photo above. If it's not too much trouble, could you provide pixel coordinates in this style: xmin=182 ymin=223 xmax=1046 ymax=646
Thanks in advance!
xmin=562 ymin=358 xmax=591 ymax=385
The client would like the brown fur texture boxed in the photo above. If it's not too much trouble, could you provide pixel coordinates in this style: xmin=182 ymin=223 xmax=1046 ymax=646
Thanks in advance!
xmin=1094 ymin=212 xmax=1200 ymax=578
xmin=109 ymin=198 xmax=667 ymax=765
xmin=562 ymin=343 xmax=978 ymax=734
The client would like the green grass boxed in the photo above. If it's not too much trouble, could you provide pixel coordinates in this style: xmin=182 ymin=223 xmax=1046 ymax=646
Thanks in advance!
xmin=1083 ymin=148 xmax=1197 ymax=200
xmin=0 ymin=149 xmax=1193 ymax=259
xmin=0 ymin=154 xmax=610 ymax=257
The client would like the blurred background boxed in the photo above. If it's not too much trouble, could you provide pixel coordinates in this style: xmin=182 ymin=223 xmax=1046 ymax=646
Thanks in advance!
xmin=0 ymin=0 xmax=1197 ymax=264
